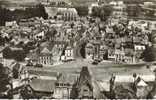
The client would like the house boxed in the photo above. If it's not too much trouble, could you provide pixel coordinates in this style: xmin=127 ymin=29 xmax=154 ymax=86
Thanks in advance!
xmin=10 ymin=36 xmax=21 ymax=46
xmin=36 ymin=41 xmax=55 ymax=65
xmin=38 ymin=47 xmax=53 ymax=65
xmin=62 ymin=45 xmax=74 ymax=61
xmin=99 ymin=45 xmax=108 ymax=60
xmin=91 ymin=41 xmax=101 ymax=59
xmin=53 ymin=41 xmax=67 ymax=52
xmin=114 ymin=49 xmax=125 ymax=63
xmin=27 ymin=41 xmax=65 ymax=65
xmin=134 ymin=45 xmax=146 ymax=51
xmin=108 ymin=48 xmax=136 ymax=64
xmin=85 ymin=43 xmax=94 ymax=59
xmin=111 ymin=1 xmax=126 ymax=18
xmin=135 ymin=77 xmax=149 ymax=98
xmin=54 ymin=73 xmax=76 ymax=98
xmin=124 ymin=48 xmax=136 ymax=64
xmin=110 ymin=72 xmax=155 ymax=99
xmin=27 ymin=79 xmax=56 ymax=98
xmin=5 ymin=21 xmax=18 ymax=27
xmin=52 ymin=41 xmax=67 ymax=62
xmin=108 ymin=49 xmax=116 ymax=61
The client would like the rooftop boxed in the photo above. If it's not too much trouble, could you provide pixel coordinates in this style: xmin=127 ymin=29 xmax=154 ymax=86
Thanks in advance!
xmin=29 ymin=78 xmax=56 ymax=92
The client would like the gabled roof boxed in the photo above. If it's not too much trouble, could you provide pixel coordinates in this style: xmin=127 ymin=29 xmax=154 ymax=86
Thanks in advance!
xmin=41 ymin=47 xmax=51 ymax=54
xmin=29 ymin=79 xmax=56 ymax=93
xmin=39 ymin=41 xmax=54 ymax=54
xmin=136 ymin=78 xmax=148 ymax=87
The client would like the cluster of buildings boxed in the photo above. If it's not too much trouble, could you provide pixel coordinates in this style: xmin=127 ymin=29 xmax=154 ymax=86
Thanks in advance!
xmin=7 ymin=64 xmax=156 ymax=99
xmin=0 ymin=0 xmax=156 ymax=99
xmin=0 ymin=4 xmax=156 ymax=65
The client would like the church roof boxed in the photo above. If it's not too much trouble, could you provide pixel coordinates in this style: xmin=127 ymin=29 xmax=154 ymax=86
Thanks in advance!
xmin=76 ymin=66 xmax=93 ymax=90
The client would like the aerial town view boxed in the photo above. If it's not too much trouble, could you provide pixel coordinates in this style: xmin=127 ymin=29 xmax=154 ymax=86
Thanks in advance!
xmin=0 ymin=0 xmax=156 ymax=99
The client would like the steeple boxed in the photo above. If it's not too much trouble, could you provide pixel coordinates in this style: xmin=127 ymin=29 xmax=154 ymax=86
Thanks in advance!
xmin=76 ymin=66 xmax=93 ymax=99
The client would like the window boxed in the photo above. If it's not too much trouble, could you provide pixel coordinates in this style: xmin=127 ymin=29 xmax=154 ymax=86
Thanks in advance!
xmin=60 ymin=83 xmax=63 ymax=86
xmin=55 ymin=83 xmax=59 ymax=86
xmin=83 ymin=89 xmax=88 ymax=92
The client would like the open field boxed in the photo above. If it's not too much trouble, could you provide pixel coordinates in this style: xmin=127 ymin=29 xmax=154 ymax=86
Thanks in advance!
xmin=27 ymin=59 xmax=153 ymax=81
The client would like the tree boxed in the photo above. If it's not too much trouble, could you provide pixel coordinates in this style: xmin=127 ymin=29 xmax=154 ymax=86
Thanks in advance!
xmin=45 ymin=27 xmax=57 ymax=41
xmin=35 ymin=3 xmax=48 ymax=19
xmin=0 ymin=63 xmax=12 ymax=98
xmin=114 ymin=84 xmax=137 ymax=99
xmin=91 ymin=5 xmax=113 ymax=21
xmin=70 ymin=83 xmax=78 ymax=99
xmin=20 ymin=86 xmax=35 ymax=99
xmin=141 ymin=46 xmax=156 ymax=62
xmin=3 ymin=47 xmax=12 ymax=59
xmin=12 ymin=50 xmax=26 ymax=62
xmin=0 ymin=36 xmax=5 ymax=46
xmin=12 ymin=63 xmax=20 ymax=79
xmin=75 ymin=6 xmax=89 ymax=16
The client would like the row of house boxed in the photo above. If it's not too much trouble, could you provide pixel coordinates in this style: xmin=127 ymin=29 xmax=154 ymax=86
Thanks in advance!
xmin=26 ymin=40 xmax=75 ymax=66
xmin=85 ymin=39 xmax=146 ymax=64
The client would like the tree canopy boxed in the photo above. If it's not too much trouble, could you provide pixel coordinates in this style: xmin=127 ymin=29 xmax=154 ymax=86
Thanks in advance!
xmin=141 ymin=45 xmax=156 ymax=62
xmin=0 ymin=63 xmax=12 ymax=98
xmin=91 ymin=5 xmax=113 ymax=21
xmin=75 ymin=6 xmax=89 ymax=16
xmin=0 ymin=4 xmax=48 ymax=26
